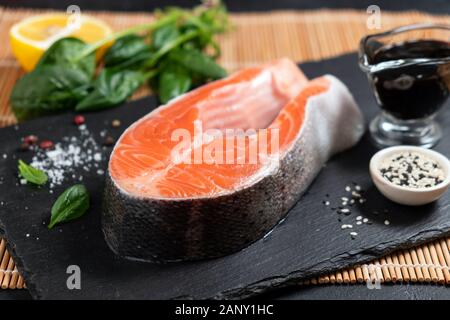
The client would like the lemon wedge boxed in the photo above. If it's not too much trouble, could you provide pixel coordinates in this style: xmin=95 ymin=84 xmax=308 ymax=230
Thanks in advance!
xmin=10 ymin=14 xmax=113 ymax=71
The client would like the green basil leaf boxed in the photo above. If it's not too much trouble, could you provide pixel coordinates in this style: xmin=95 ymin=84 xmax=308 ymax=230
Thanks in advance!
xmin=75 ymin=69 xmax=145 ymax=111
xmin=18 ymin=159 xmax=48 ymax=185
xmin=152 ymin=23 xmax=180 ymax=50
xmin=169 ymin=47 xmax=227 ymax=79
xmin=158 ymin=64 xmax=192 ymax=103
xmin=49 ymin=184 xmax=89 ymax=229
xmin=36 ymin=37 xmax=95 ymax=78
xmin=10 ymin=65 xmax=91 ymax=121
xmin=104 ymin=34 xmax=151 ymax=68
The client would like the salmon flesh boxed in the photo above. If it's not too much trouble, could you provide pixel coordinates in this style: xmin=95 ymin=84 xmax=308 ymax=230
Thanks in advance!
xmin=102 ymin=59 xmax=365 ymax=262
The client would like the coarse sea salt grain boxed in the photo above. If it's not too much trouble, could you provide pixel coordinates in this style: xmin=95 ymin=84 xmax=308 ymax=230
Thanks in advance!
xmin=93 ymin=153 xmax=102 ymax=162
xmin=30 ymin=124 xmax=104 ymax=188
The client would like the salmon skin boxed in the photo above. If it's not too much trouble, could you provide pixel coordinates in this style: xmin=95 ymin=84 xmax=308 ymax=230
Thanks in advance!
xmin=102 ymin=59 xmax=365 ymax=262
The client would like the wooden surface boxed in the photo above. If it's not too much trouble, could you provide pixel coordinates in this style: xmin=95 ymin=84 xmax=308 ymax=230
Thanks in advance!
xmin=0 ymin=7 xmax=449 ymax=291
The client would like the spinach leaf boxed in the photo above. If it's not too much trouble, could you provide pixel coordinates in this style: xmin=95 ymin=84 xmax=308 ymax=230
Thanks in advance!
xmin=49 ymin=184 xmax=89 ymax=229
xmin=10 ymin=65 xmax=91 ymax=121
xmin=75 ymin=69 xmax=146 ymax=111
xmin=9 ymin=3 xmax=229 ymax=120
xmin=158 ymin=64 xmax=192 ymax=103
xmin=18 ymin=160 xmax=48 ymax=185
xmin=36 ymin=37 xmax=95 ymax=78
xmin=106 ymin=50 xmax=153 ymax=72
xmin=104 ymin=34 xmax=151 ymax=68
xmin=169 ymin=47 xmax=226 ymax=79
xmin=152 ymin=23 xmax=180 ymax=49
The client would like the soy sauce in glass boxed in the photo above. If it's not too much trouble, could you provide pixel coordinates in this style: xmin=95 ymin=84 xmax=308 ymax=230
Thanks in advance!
xmin=370 ymin=39 xmax=450 ymax=120
xmin=359 ymin=24 xmax=450 ymax=148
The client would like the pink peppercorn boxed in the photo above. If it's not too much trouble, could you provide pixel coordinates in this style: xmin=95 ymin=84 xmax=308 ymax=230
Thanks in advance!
xmin=39 ymin=140 xmax=54 ymax=149
xmin=74 ymin=115 xmax=85 ymax=126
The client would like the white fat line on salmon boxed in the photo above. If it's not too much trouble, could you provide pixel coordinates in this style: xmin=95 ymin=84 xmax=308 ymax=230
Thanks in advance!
xmin=170 ymin=120 xmax=280 ymax=165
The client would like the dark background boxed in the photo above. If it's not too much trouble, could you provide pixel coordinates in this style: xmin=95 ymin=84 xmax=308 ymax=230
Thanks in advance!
xmin=0 ymin=0 xmax=449 ymax=300
xmin=0 ymin=0 xmax=449 ymax=14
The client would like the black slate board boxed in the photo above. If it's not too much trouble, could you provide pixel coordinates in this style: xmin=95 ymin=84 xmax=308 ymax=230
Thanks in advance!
xmin=1 ymin=53 xmax=450 ymax=300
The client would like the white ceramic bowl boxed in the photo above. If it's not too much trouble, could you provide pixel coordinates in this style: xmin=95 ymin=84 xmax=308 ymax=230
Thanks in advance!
xmin=369 ymin=146 xmax=450 ymax=206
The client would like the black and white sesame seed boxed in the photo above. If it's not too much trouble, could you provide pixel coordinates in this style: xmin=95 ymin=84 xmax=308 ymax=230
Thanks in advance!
xmin=324 ymin=183 xmax=392 ymax=240
xmin=379 ymin=151 xmax=444 ymax=188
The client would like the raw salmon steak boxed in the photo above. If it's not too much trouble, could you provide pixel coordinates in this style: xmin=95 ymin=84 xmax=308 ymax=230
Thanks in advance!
xmin=102 ymin=59 xmax=364 ymax=262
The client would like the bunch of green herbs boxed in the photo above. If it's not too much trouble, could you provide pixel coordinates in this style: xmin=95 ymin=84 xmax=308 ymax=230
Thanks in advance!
xmin=10 ymin=1 xmax=229 ymax=121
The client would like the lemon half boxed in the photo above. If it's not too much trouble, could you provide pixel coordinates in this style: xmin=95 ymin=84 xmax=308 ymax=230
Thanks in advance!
xmin=10 ymin=14 xmax=113 ymax=71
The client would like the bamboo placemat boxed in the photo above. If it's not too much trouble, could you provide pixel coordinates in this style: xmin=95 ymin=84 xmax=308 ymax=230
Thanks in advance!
xmin=1 ymin=7 xmax=450 ymax=290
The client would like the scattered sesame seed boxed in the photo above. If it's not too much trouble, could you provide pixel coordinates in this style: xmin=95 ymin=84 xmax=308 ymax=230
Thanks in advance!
xmin=97 ymin=169 xmax=105 ymax=175
xmin=350 ymin=232 xmax=358 ymax=236
xmin=341 ymin=197 xmax=349 ymax=201
xmin=384 ymin=220 xmax=390 ymax=225
xmin=25 ymin=233 xmax=30 ymax=238
xmin=352 ymin=191 xmax=361 ymax=198
xmin=363 ymin=218 xmax=369 ymax=223
xmin=20 ymin=178 xmax=27 ymax=185
xmin=341 ymin=224 xmax=353 ymax=229
xmin=111 ymin=119 xmax=121 ymax=128
xmin=345 ymin=186 xmax=351 ymax=192
xmin=324 ymin=200 xmax=330 ymax=206
xmin=2 ymin=154 xmax=7 ymax=159
xmin=339 ymin=208 xmax=351 ymax=215
xmin=356 ymin=221 xmax=362 ymax=225
xmin=355 ymin=185 xmax=361 ymax=191
xmin=356 ymin=216 xmax=362 ymax=221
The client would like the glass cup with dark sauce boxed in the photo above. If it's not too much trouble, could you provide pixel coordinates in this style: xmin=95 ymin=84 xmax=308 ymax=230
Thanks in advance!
xmin=359 ymin=24 xmax=450 ymax=148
